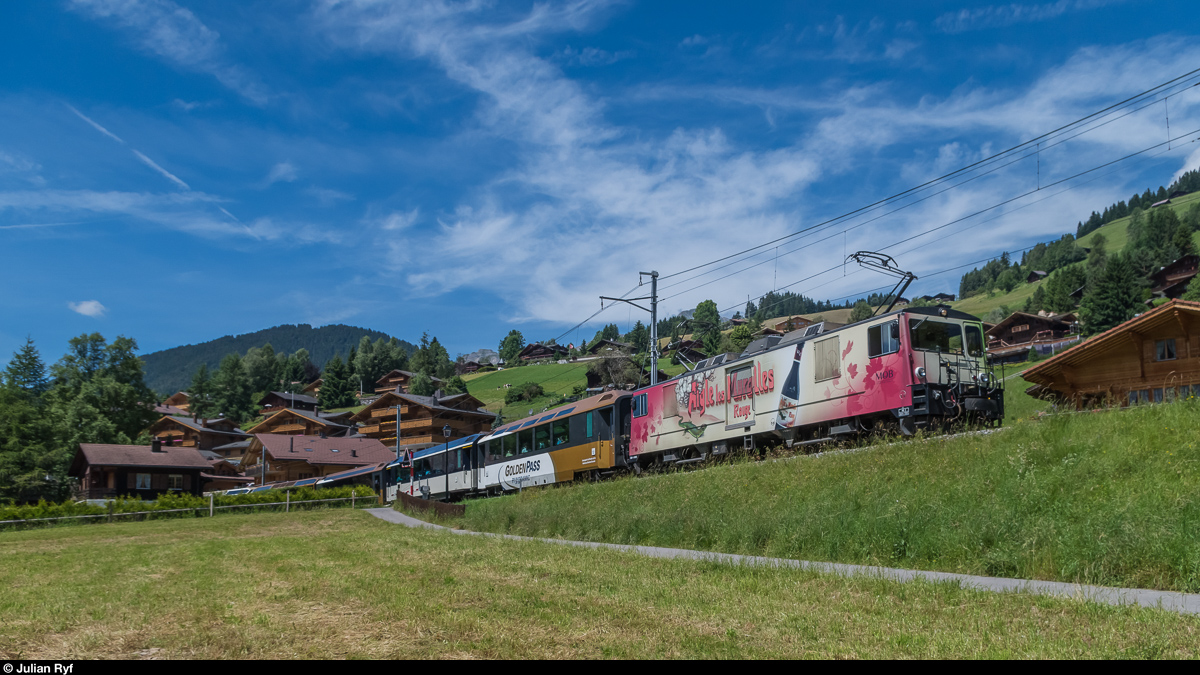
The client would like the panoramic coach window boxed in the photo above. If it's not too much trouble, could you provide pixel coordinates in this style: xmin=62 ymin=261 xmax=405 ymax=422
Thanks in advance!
xmin=1157 ymin=339 xmax=1177 ymax=361
xmin=552 ymin=420 xmax=570 ymax=446
xmin=519 ymin=429 xmax=533 ymax=455
xmin=867 ymin=321 xmax=899 ymax=358
xmin=535 ymin=425 xmax=551 ymax=451
xmin=503 ymin=433 xmax=518 ymax=458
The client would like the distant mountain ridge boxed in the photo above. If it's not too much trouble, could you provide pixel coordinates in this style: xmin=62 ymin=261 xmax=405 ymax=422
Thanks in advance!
xmin=141 ymin=324 xmax=414 ymax=397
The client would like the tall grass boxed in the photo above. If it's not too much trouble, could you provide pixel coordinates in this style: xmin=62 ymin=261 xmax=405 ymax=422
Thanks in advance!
xmin=459 ymin=403 xmax=1200 ymax=591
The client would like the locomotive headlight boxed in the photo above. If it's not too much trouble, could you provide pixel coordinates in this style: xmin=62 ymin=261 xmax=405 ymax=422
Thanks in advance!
xmin=915 ymin=366 xmax=927 ymax=379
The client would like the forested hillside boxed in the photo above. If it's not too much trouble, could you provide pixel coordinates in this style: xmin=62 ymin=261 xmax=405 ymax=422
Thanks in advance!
xmin=142 ymin=324 xmax=413 ymax=396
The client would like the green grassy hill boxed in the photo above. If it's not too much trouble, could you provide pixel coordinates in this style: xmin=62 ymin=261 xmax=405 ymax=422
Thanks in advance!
xmin=451 ymin=402 xmax=1200 ymax=592
xmin=948 ymin=191 xmax=1200 ymax=320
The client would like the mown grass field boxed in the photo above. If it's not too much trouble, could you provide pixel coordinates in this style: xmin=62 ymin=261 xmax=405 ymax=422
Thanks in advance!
xmin=2 ymin=509 xmax=1199 ymax=659
xmin=455 ymin=402 xmax=1200 ymax=593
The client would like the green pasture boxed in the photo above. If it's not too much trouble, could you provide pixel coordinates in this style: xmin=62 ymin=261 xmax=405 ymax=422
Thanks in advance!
xmin=2 ymin=509 xmax=1198 ymax=658
xmin=455 ymin=401 xmax=1200 ymax=593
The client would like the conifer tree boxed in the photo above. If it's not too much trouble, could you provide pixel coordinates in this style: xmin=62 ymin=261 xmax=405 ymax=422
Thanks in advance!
xmin=4 ymin=337 xmax=47 ymax=400
xmin=1080 ymin=253 xmax=1141 ymax=335
xmin=213 ymin=354 xmax=255 ymax=423
xmin=189 ymin=364 xmax=217 ymax=419
xmin=318 ymin=354 xmax=356 ymax=409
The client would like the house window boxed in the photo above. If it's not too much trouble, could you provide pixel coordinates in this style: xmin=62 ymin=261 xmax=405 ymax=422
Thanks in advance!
xmin=1138 ymin=390 xmax=1150 ymax=404
xmin=1156 ymin=339 xmax=1177 ymax=361
xmin=299 ymin=472 xmax=313 ymax=479
xmin=1154 ymin=388 xmax=1164 ymax=403
xmin=1128 ymin=391 xmax=1138 ymax=406
xmin=168 ymin=474 xmax=183 ymax=491
xmin=136 ymin=473 xmax=152 ymax=490
xmin=1012 ymin=324 xmax=1029 ymax=333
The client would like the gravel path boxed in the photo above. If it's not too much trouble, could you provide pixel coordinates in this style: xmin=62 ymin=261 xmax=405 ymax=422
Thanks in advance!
xmin=365 ymin=507 xmax=1200 ymax=616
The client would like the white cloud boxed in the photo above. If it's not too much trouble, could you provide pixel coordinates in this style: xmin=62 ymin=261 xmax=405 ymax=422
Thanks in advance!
xmin=67 ymin=0 xmax=269 ymax=104
xmin=264 ymin=162 xmax=298 ymax=186
xmin=309 ymin=5 xmax=1200 ymax=325
xmin=935 ymin=0 xmax=1124 ymax=34
xmin=68 ymin=300 xmax=107 ymax=318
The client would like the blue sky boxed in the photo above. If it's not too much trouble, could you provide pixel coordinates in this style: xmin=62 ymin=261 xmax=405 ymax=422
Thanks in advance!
xmin=3 ymin=0 xmax=1200 ymax=364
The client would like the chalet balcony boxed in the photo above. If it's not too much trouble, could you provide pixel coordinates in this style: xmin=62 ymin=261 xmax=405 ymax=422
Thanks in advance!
xmin=271 ymin=423 xmax=309 ymax=433
xmin=988 ymin=329 xmax=1073 ymax=350
xmin=399 ymin=418 xmax=481 ymax=432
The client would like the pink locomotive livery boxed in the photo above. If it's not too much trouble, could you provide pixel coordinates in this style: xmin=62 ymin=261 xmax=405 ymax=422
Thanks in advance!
xmin=630 ymin=306 xmax=1001 ymax=466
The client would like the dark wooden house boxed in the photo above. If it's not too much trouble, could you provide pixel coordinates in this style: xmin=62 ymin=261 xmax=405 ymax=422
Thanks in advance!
xmin=259 ymin=391 xmax=318 ymax=415
xmin=241 ymin=435 xmax=397 ymax=484
xmin=517 ymin=343 xmax=569 ymax=361
xmin=247 ymin=408 xmax=353 ymax=437
xmin=1024 ymin=299 xmax=1200 ymax=408
xmin=373 ymin=369 xmax=445 ymax=395
xmin=916 ymin=293 xmax=957 ymax=303
xmin=586 ymin=339 xmax=633 ymax=355
xmin=147 ymin=416 xmax=250 ymax=452
xmin=1026 ymin=270 xmax=1048 ymax=283
xmin=70 ymin=439 xmax=211 ymax=500
xmin=351 ymin=391 xmax=495 ymax=452
xmin=985 ymin=311 xmax=1080 ymax=364
xmin=1149 ymin=254 xmax=1200 ymax=300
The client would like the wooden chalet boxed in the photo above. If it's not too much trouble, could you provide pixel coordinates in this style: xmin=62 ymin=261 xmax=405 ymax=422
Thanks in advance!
xmin=350 ymin=391 xmax=496 ymax=452
xmin=1023 ymin=299 xmax=1200 ymax=409
xmin=517 ymin=343 xmax=569 ymax=361
xmin=373 ymin=369 xmax=445 ymax=395
xmin=241 ymin=435 xmax=397 ymax=484
xmin=259 ymin=391 xmax=318 ymax=415
xmin=70 ymin=439 xmax=211 ymax=500
xmin=587 ymin=339 xmax=633 ymax=356
xmin=302 ymin=379 xmax=322 ymax=396
xmin=670 ymin=339 xmax=707 ymax=364
xmin=199 ymin=456 xmax=255 ymax=492
xmin=985 ymin=311 xmax=1080 ymax=364
xmin=247 ymin=408 xmax=354 ymax=437
xmin=153 ymin=403 xmax=189 ymax=416
xmin=162 ymin=392 xmax=190 ymax=412
xmin=1149 ymin=254 xmax=1200 ymax=300
xmin=766 ymin=315 xmax=814 ymax=334
xmin=916 ymin=293 xmax=957 ymax=303
xmin=1026 ymin=270 xmax=1048 ymax=283
xmin=460 ymin=361 xmax=482 ymax=374
xmin=147 ymin=416 xmax=250 ymax=452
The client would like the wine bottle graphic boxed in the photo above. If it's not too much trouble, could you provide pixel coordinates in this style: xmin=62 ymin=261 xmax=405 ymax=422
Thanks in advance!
xmin=776 ymin=345 xmax=802 ymax=429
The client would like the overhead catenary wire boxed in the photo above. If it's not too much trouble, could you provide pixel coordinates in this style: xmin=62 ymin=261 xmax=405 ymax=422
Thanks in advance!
xmin=654 ymin=69 xmax=1200 ymax=292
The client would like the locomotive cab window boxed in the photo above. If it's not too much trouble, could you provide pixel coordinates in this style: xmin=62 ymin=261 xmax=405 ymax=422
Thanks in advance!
xmin=909 ymin=319 xmax=964 ymax=353
xmin=965 ymin=324 xmax=985 ymax=358
xmin=867 ymin=321 xmax=900 ymax=358
xmin=632 ymin=393 xmax=648 ymax=418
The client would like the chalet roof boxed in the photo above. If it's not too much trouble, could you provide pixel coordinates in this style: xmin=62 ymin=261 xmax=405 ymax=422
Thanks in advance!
xmin=152 ymin=416 xmax=250 ymax=437
xmin=317 ymin=461 xmax=389 ymax=484
xmin=260 ymin=391 xmax=319 ymax=406
xmin=153 ymin=404 xmax=189 ymax=416
xmin=350 ymin=391 xmax=495 ymax=422
xmin=1023 ymin=299 xmax=1200 ymax=385
xmin=254 ymin=434 xmax=396 ymax=466
xmin=517 ymin=343 xmax=569 ymax=358
xmin=247 ymin=408 xmax=351 ymax=434
xmin=587 ymin=339 xmax=633 ymax=354
xmin=374 ymin=369 xmax=445 ymax=385
xmin=985 ymin=311 xmax=1073 ymax=338
xmin=200 ymin=472 xmax=255 ymax=483
xmin=212 ymin=440 xmax=252 ymax=452
xmin=198 ymin=450 xmax=224 ymax=461
xmin=301 ymin=379 xmax=322 ymax=393
xmin=70 ymin=444 xmax=212 ymax=475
